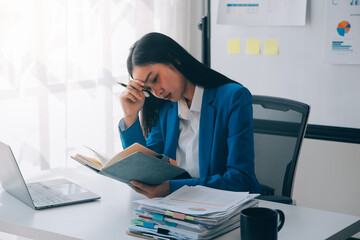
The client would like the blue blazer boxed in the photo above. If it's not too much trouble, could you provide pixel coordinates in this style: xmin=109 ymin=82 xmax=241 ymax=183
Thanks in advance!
xmin=119 ymin=83 xmax=261 ymax=193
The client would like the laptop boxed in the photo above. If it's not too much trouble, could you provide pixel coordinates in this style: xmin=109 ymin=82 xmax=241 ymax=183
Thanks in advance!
xmin=0 ymin=141 xmax=100 ymax=210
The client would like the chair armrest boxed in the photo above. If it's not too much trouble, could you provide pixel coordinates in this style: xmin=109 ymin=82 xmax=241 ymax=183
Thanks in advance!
xmin=261 ymin=184 xmax=275 ymax=196
xmin=256 ymin=195 xmax=293 ymax=205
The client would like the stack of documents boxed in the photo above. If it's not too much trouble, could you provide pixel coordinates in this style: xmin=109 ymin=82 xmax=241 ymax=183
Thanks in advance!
xmin=126 ymin=185 xmax=259 ymax=240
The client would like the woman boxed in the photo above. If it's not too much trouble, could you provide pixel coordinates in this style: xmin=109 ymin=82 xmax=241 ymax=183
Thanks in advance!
xmin=119 ymin=32 xmax=261 ymax=198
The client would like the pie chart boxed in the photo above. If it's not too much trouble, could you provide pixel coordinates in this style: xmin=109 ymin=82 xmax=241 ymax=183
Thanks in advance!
xmin=337 ymin=21 xmax=351 ymax=37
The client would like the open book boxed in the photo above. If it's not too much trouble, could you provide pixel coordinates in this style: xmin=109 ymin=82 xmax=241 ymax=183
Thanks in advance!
xmin=71 ymin=143 xmax=190 ymax=186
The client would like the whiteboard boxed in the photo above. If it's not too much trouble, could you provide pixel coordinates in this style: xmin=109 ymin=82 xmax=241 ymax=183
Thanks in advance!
xmin=210 ymin=0 xmax=360 ymax=129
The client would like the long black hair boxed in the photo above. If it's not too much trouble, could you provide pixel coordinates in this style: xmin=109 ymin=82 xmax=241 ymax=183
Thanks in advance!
xmin=127 ymin=32 xmax=238 ymax=137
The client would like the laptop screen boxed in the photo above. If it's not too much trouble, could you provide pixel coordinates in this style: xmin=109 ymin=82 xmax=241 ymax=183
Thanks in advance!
xmin=0 ymin=141 xmax=35 ymax=208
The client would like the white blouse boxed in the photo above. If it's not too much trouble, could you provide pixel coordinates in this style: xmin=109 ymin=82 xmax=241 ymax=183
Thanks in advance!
xmin=176 ymin=85 xmax=204 ymax=179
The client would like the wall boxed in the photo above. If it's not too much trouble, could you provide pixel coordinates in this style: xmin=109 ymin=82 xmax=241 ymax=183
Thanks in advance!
xmin=210 ymin=0 xmax=360 ymax=129
xmin=293 ymin=138 xmax=360 ymax=238
xmin=293 ymin=138 xmax=360 ymax=216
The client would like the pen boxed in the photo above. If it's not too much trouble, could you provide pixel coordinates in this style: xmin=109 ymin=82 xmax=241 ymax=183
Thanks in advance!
xmin=117 ymin=82 xmax=150 ymax=97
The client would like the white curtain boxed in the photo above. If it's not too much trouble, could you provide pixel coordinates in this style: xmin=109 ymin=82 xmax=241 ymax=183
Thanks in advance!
xmin=0 ymin=0 xmax=195 ymax=175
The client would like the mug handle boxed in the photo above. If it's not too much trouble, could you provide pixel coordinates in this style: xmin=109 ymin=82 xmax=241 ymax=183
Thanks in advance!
xmin=275 ymin=209 xmax=285 ymax=231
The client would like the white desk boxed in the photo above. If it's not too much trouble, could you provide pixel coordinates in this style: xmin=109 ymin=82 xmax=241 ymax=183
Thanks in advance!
xmin=0 ymin=167 xmax=359 ymax=240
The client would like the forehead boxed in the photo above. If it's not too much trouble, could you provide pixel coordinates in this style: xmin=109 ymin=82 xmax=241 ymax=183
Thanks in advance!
xmin=132 ymin=64 xmax=159 ymax=81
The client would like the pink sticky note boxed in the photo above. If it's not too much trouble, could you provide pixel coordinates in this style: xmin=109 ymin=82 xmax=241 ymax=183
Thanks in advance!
xmin=172 ymin=212 xmax=185 ymax=220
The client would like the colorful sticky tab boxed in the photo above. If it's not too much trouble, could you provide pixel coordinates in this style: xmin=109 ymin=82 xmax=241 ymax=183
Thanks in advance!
xmin=246 ymin=39 xmax=261 ymax=55
xmin=153 ymin=213 xmax=164 ymax=221
xmin=227 ymin=38 xmax=241 ymax=54
xmin=138 ymin=216 xmax=151 ymax=221
xmin=173 ymin=212 xmax=185 ymax=220
xmin=165 ymin=210 xmax=173 ymax=216
xmin=143 ymin=221 xmax=155 ymax=229
xmin=264 ymin=39 xmax=279 ymax=55
xmin=185 ymin=215 xmax=195 ymax=221
xmin=157 ymin=228 xmax=170 ymax=235
xmin=131 ymin=219 xmax=144 ymax=226
xmin=165 ymin=221 xmax=177 ymax=228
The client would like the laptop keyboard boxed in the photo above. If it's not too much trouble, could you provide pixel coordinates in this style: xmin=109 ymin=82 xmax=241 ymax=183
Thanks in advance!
xmin=27 ymin=182 xmax=71 ymax=206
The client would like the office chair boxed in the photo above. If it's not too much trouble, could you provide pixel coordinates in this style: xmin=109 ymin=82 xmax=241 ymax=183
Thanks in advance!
xmin=252 ymin=95 xmax=310 ymax=204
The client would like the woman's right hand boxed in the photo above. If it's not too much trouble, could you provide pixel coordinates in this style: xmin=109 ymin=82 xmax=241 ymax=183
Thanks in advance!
xmin=119 ymin=80 xmax=147 ymax=128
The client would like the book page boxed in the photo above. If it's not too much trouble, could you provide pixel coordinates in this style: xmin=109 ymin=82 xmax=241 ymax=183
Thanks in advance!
xmin=72 ymin=154 xmax=103 ymax=171
xmin=105 ymin=143 xmax=159 ymax=168
xmin=83 ymin=146 xmax=108 ymax=166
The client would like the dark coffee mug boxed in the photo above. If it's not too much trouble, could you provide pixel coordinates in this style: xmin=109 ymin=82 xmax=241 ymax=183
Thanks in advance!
xmin=240 ymin=207 xmax=285 ymax=240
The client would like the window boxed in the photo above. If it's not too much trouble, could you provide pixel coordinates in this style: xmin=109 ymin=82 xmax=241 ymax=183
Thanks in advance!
xmin=0 ymin=0 xmax=201 ymax=175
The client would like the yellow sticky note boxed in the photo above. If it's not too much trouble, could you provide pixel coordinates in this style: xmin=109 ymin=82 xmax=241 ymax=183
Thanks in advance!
xmin=227 ymin=38 xmax=241 ymax=54
xmin=264 ymin=39 xmax=279 ymax=55
xmin=165 ymin=211 xmax=173 ymax=216
xmin=246 ymin=39 xmax=260 ymax=55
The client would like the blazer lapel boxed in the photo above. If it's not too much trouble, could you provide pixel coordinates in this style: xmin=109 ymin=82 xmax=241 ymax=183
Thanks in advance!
xmin=199 ymin=88 xmax=216 ymax=178
xmin=165 ymin=102 xmax=179 ymax=159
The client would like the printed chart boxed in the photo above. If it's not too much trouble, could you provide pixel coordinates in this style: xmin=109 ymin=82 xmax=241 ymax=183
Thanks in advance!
xmin=217 ymin=0 xmax=307 ymax=26
xmin=337 ymin=20 xmax=351 ymax=36
xmin=324 ymin=0 xmax=360 ymax=64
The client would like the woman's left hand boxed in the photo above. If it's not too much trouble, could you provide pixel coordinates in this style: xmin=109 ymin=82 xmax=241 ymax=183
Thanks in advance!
xmin=129 ymin=180 xmax=171 ymax=198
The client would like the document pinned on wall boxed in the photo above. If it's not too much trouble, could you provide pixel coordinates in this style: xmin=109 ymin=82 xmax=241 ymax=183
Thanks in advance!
xmin=217 ymin=0 xmax=307 ymax=26
xmin=264 ymin=39 xmax=279 ymax=55
xmin=227 ymin=38 xmax=241 ymax=54
xmin=323 ymin=0 xmax=360 ymax=64
xmin=246 ymin=39 xmax=260 ymax=55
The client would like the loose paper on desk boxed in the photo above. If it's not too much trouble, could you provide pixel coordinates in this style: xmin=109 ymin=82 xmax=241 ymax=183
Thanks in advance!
xmin=135 ymin=185 xmax=257 ymax=215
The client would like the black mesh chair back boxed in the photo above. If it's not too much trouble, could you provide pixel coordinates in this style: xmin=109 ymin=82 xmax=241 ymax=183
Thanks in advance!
xmin=252 ymin=95 xmax=310 ymax=204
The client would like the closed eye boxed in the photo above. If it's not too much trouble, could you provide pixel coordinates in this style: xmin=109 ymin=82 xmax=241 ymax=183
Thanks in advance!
xmin=152 ymin=75 xmax=158 ymax=83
